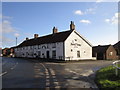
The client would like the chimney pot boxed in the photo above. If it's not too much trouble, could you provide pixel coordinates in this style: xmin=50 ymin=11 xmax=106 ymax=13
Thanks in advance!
xmin=34 ymin=34 xmax=38 ymax=38
xmin=70 ymin=21 xmax=75 ymax=30
xmin=26 ymin=37 xmax=29 ymax=40
xmin=53 ymin=27 xmax=58 ymax=34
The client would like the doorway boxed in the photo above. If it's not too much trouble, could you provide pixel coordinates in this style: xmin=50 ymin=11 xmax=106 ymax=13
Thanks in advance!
xmin=46 ymin=51 xmax=50 ymax=58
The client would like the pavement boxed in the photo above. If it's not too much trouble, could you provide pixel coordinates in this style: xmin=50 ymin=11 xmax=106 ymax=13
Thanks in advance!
xmin=1 ymin=57 xmax=114 ymax=89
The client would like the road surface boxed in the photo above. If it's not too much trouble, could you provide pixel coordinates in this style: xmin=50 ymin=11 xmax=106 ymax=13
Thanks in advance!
xmin=1 ymin=57 xmax=114 ymax=89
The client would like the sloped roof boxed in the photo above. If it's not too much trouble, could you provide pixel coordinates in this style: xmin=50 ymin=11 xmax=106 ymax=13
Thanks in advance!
xmin=93 ymin=45 xmax=111 ymax=53
xmin=114 ymin=41 xmax=120 ymax=55
xmin=114 ymin=41 xmax=120 ymax=49
xmin=17 ymin=30 xmax=73 ymax=47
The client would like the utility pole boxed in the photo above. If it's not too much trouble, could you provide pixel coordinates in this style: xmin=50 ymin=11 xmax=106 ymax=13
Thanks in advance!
xmin=16 ymin=37 xmax=17 ymax=46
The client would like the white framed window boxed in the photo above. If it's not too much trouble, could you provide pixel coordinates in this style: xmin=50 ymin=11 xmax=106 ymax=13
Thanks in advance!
xmin=52 ymin=50 xmax=56 ymax=58
xmin=52 ymin=43 xmax=56 ymax=48
xmin=77 ymin=51 xmax=80 ymax=58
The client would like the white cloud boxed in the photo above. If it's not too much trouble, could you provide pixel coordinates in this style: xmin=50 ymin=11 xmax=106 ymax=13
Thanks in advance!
xmin=75 ymin=8 xmax=96 ymax=16
xmin=80 ymin=20 xmax=91 ymax=24
xmin=74 ymin=10 xmax=84 ymax=15
xmin=96 ymin=0 xmax=104 ymax=3
xmin=1 ymin=36 xmax=15 ymax=47
xmin=0 ymin=14 xmax=12 ymax=19
xmin=105 ymin=19 xmax=110 ymax=23
xmin=85 ymin=8 xmax=96 ymax=14
xmin=14 ymin=33 xmax=20 ymax=37
xmin=2 ymin=20 xmax=16 ymax=33
xmin=105 ymin=13 xmax=119 ymax=25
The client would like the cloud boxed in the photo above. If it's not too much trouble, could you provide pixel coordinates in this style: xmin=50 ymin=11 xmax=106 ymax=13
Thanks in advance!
xmin=74 ymin=8 xmax=96 ymax=16
xmin=14 ymin=33 xmax=20 ymax=37
xmin=96 ymin=0 xmax=104 ymax=3
xmin=74 ymin=10 xmax=84 ymax=15
xmin=85 ymin=8 xmax=96 ymax=14
xmin=0 ymin=14 xmax=12 ymax=19
xmin=2 ymin=20 xmax=16 ymax=33
xmin=1 ymin=36 xmax=15 ymax=47
xmin=80 ymin=20 xmax=91 ymax=24
xmin=105 ymin=13 xmax=119 ymax=25
xmin=105 ymin=19 xmax=110 ymax=23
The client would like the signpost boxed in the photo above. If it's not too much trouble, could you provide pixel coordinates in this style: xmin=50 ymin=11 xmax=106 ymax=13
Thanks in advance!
xmin=113 ymin=60 xmax=120 ymax=76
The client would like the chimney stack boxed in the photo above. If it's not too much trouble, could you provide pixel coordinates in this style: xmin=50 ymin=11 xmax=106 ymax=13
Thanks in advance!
xmin=34 ymin=34 xmax=38 ymax=38
xmin=26 ymin=37 xmax=29 ymax=40
xmin=70 ymin=21 xmax=75 ymax=30
xmin=53 ymin=27 xmax=58 ymax=34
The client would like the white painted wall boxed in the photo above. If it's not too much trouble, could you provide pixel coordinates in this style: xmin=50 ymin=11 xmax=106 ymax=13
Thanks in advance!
xmin=64 ymin=30 xmax=92 ymax=60
xmin=15 ymin=42 xmax=64 ymax=60
xmin=15 ymin=30 xmax=92 ymax=61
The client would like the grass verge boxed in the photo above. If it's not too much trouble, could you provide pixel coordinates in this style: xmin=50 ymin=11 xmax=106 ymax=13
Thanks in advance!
xmin=95 ymin=64 xmax=120 ymax=90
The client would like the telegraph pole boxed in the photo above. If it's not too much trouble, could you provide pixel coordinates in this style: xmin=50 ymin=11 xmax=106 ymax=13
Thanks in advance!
xmin=16 ymin=37 xmax=17 ymax=46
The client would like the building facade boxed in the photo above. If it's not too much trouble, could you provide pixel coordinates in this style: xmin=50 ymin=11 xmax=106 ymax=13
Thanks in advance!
xmin=93 ymin=45 xmax=117 ymax=60
xmin=114 ymin=41 xmax=120 ymax=59
xmin=14 ymin=21 xmax=93 ymax=60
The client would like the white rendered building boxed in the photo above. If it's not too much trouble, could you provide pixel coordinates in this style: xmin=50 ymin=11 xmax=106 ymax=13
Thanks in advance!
xmin=14 ymin=21 xmax=92 ymax=60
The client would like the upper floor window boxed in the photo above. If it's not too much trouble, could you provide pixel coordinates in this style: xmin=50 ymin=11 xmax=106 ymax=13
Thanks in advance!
xmin=52 ymin=43 xmax=56 ymax=48
xmin=42 ymin=45 xmax=46 ymax=49
xmin=75 ymin=39 xmax=77 ymax=41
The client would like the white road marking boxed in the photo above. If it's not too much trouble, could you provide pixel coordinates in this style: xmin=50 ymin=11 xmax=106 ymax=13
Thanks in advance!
xmin=39 ymin=63 xmax=51 ymax=88
xmin=0 ymin=71 xmax=7 ymax=76
xmin=49 ymin=68 xmax=61 ymax=88
xmin=10 ymin=63 xmax=18 ymax=70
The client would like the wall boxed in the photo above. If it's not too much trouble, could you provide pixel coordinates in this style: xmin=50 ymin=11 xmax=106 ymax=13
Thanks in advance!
xmin=106 ymin=46 xmax=117 ymax=60
xmin=14 ymin=42 xmax=64 ymax=60
xmin=64 ymin=30 xmax=92 ymax=60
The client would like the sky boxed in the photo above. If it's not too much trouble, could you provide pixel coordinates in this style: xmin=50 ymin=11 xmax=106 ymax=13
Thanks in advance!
xmin=1 ymin=1 xmax=119 ymax=48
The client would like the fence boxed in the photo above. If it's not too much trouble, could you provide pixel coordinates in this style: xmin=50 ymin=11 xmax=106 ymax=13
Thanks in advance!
xmin=113 ymin=60 xmax=120 ymax=76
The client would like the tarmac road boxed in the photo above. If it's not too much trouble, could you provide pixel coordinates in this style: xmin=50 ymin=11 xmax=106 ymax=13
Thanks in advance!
xmin=1 ymin=57 xmax=114 ymax=89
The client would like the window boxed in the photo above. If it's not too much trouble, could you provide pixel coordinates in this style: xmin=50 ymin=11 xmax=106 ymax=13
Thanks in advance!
xmin=71 ymin=49 xmax=73 ymax=52
xmin=34 ymin=46 xmax=36 ymax=49
xmin=75 ymin=39 xmax=77 ymax=41
xmin=38 ymin=51 xmax=41 ymax=57
xmin=52 ymin=43 xmax=56 ymax=48
xmin=109 ymin=52 xmax=113 ymax=56
xmin=52 ymin=50 xmax=56 ymax=58
xmin=42 ymin=45 xmax=46 ymax=49
xmin=84 ymin=51 xmax=86 ymax=53
xmin=47 ymin=44 xmax=49 ymax=49
xmin=77 ymin=51 xmax=80 ymax=57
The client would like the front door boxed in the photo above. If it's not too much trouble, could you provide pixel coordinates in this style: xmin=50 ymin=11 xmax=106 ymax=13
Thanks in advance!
xmin=46 ymin=51 xmax=49 ymax=58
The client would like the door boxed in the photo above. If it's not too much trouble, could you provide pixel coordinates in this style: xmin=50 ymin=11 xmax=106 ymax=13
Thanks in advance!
xmin=46 ymin=51 xmax=50 ymax=58
xmin=97 ymin=53 xmax=104 ymax=60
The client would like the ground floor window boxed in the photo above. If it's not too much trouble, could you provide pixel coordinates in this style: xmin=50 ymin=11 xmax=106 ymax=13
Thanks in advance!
xmin=77 ymin=51 xmax=80 ymax=58
xmin=38 ymin=51 xmax=41 ymax=57
xmin=52 ymin=50 xmax=56 ymax=58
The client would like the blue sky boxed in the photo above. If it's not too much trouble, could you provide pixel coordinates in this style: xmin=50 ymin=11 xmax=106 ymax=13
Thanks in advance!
xmin=1 ymin=2 xmax=118 ymax=48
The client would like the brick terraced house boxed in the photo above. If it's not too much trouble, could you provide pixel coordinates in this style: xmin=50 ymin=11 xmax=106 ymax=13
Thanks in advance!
xmin=14 ymin=21 xmax=93 ymax=61
xmin=92 ymin=45 xmax=117 ymax=60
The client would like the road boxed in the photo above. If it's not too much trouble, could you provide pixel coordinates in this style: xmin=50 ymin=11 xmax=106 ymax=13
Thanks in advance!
xmin=1 ymin=57 xmax=114 ymax=89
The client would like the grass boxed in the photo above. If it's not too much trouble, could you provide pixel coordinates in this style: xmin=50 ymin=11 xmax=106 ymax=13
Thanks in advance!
xmin=95 ymin=64 xmax=120 ymax=90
